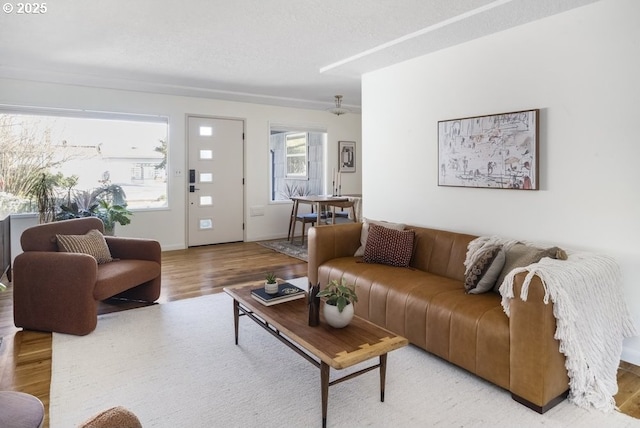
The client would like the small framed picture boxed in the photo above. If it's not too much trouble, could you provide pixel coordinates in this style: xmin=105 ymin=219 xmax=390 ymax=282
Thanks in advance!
xmin=339 ymin=141 xmax=356 ymax=173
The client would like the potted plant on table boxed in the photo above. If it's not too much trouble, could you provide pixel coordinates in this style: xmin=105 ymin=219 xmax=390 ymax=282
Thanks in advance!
xmin=265 ymin=272 xmax=278 ymax=295
xmin=317 ymin=278 xmax=358 ymax=328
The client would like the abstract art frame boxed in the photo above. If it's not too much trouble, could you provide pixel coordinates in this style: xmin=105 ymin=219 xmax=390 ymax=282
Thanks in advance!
xmin=438 ymin=109 xmax=539 ymax=190
xmin=339 ymin=140 xmax=356 ymax=173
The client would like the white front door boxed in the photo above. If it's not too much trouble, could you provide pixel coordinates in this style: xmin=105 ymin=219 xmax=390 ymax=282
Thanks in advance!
xmin=187 ymin=116 xmax=244 ymax=246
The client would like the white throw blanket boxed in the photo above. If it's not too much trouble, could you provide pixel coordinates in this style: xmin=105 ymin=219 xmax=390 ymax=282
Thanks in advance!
xmin=499 ymin=250 xmax=637 ymax=412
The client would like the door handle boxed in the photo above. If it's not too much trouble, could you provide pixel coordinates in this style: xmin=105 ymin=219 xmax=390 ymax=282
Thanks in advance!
xmin=189 ymin=185 xmax=200 ymax=193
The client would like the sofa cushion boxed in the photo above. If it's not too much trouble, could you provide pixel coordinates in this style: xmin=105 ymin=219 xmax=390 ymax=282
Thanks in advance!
xmin=56 ymin=229 xmax=113 ymax=264
xmin=354 ymin=218 xmax=405 ymax=257
xmin=363 ymin=223 xmax=415 ymax=267
xmin=494 ymin=243 xmax=566 ymax=291
xmin=317 ymin=257 xmax=462 ymax=332
xmin=464 ymin=245 xmax=501 ymax=293
xmin=94 ymin=259 xmax=161 ymax=300
xmin=469 ymin=249 xmax=506 ymax=294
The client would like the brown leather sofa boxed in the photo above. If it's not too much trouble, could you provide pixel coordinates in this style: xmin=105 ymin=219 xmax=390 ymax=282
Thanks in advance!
xmin=308 ymin=222 xmax=569 ymax=413
xmin=13 ymin=217 xmax=161 ymax=336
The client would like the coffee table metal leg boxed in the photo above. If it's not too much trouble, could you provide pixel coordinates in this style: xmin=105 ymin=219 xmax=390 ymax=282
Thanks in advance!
xmin=321 ymin=362 xmax=330 ymax=428
xmin=233 ymin=299 xmax=239 ymax=345
xmin=380 ymin=353 xmax=387 ymax=402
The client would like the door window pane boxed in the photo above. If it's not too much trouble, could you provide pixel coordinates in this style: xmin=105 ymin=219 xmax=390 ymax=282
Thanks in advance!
xmin=200 ymin=149 xmax=213 ymax=160
xmin=199 ymin=218 xmax=213 ymax=229
xmin=199 ymin=126 xmax=213 ymax=137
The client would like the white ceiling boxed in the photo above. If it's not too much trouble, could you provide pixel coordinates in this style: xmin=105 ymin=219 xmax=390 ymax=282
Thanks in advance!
xmin=0 ymin=0 xmax=599 ymax=112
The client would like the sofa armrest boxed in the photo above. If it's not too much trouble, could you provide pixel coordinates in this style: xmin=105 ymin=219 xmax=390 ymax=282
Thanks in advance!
xmin=508 ymin=272 xmax=569 ymax=412
xmin=105 ymin=236 xmax=161 ymax=263
xmin=308 ymin=223 xmax=362 ymax=286
xmin=13 ymin=251 xmax=99 ymax=335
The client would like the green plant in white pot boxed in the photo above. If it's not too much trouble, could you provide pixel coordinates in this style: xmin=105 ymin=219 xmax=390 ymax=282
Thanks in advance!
xmin=317 ymin=278 xmax=358 ymax=328
xmin=265 ymin=272 xmax=278 ymax=295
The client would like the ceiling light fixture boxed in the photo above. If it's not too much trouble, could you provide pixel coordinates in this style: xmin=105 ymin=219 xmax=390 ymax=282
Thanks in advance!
xmin=328 ymin=95 xmax=349 ymax=116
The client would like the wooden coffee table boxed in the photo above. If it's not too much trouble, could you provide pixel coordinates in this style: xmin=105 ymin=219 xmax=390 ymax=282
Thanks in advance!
xmin=224 ymin=283 xmax=408 ymax=428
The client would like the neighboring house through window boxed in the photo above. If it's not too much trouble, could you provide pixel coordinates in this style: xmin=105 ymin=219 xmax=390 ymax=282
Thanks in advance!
xmin=0 ymin=108 xmax=168 ymax=218
xmin=269 ymin=124 xmax=326 ymax=202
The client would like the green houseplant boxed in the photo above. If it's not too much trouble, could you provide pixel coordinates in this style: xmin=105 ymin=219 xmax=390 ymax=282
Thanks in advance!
xmin=317 ymin=278 xmax=358 ymax=328
xmin=54 ymin=183 xmax=133 ymax=235
xmin=265 ymin=272 xmax=278 ymax=294
xmin=96 ymin=200 xmax=133 ymax=235
xmin=317 ymin=278 xmax=358 ymax=312
xmin=28 ymin=172 xmax=58 ymax=223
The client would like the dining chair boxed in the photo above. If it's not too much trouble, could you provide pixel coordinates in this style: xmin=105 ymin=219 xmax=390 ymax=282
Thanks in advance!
xmin=291 ymin=206 xmax=327 ymax=244
xmin=326 ymin=200 xmax=358 ymax=224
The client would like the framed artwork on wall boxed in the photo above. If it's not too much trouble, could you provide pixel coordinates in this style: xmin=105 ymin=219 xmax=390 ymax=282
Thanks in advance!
xmin=438 ymin=109 xmax=539 ymax=190
xmin=339 ymin=141 xmax=356 ymax=173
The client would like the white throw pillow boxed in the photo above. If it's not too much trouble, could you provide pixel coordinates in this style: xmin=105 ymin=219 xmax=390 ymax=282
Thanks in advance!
xmin=354 ymin=218 xmax=406 ymax=257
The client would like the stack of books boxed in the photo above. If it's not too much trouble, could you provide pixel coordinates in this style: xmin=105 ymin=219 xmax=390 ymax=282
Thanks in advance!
xmin=251 ymin=282 xmax=306 ymax=306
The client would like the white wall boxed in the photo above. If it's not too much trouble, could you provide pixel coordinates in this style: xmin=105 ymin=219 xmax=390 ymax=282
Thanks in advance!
xmin=362 ymin=0 xmax=640 ymax=363
xmin=0 ymin=79 xmax=362 ymax=249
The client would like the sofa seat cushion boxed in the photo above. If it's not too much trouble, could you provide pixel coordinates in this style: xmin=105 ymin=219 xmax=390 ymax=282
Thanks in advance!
xmin=94 ymin=259 xmax=161 ymax=301
xmin=317 ymin=256 xmax=510 ymax=389
xmin=318 ymin=257 xmax=461 ymax=331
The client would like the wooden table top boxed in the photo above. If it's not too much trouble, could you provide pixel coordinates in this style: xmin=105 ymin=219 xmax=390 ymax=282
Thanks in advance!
xmin=290 ymin=195 xmax=349 ymax=203
xmin=224 ymin=284 xmax=408 ymax=369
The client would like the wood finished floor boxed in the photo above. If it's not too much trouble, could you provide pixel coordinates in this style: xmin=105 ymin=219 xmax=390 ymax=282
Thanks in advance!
xmin=1 ymin=241 xmax=639 ymax=428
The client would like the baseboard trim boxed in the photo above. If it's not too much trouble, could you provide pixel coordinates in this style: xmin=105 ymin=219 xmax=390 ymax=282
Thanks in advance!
xmin=511 ymin=390 xmax=569 ymax=414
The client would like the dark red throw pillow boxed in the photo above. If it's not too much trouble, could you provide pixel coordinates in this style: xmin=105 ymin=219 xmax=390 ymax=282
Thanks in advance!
xmin=363 ymin=223 xmax=415 ymax=267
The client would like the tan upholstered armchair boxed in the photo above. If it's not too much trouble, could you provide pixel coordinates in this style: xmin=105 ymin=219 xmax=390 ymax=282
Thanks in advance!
xmin=13 ymin=217 xmax=161 ymax=335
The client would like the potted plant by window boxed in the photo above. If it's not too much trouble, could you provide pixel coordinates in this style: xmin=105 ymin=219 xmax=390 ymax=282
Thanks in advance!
xmin=96 ymin=200 xmax=133 ymax=236
xmin=54 ymin=183 xmax=133 ymax=235
xmin=28 ymin=172 xmax=58 ymax=223
xmin=317 ymin=278 xmax=358 ymax=328
xmin=265 ymin=272 xmax=278 ymax=294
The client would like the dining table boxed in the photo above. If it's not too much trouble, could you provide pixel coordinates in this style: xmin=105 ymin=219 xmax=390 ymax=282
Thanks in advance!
xmin=288 ymin=195 xmax=349 ymax=242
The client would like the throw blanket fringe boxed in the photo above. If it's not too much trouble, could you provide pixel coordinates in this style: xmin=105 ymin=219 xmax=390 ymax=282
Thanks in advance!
xmin=500 ymin=253 xmax=638 ymax=412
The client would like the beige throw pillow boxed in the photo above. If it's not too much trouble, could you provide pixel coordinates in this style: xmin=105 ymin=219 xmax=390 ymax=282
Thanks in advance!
xmin=464 ymin=245 xmax=501 ymax=293
xmin=469 ymin=249 xmax=506 ymax=294
xmin=56 ymin=229 xmax=113 ymax=264
xmin=494 ymin=243 xmax=567 ymax=291
xmin=354 ymin=218 xmax=406 ymax=257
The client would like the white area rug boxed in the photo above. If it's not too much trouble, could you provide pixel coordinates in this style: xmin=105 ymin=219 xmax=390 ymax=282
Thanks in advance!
xmin=51 ymin=282 xmax=640 ymax=427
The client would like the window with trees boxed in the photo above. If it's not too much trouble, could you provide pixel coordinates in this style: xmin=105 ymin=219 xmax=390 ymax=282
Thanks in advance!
xmin=0 ymin=109 xmax=168 ymax=220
